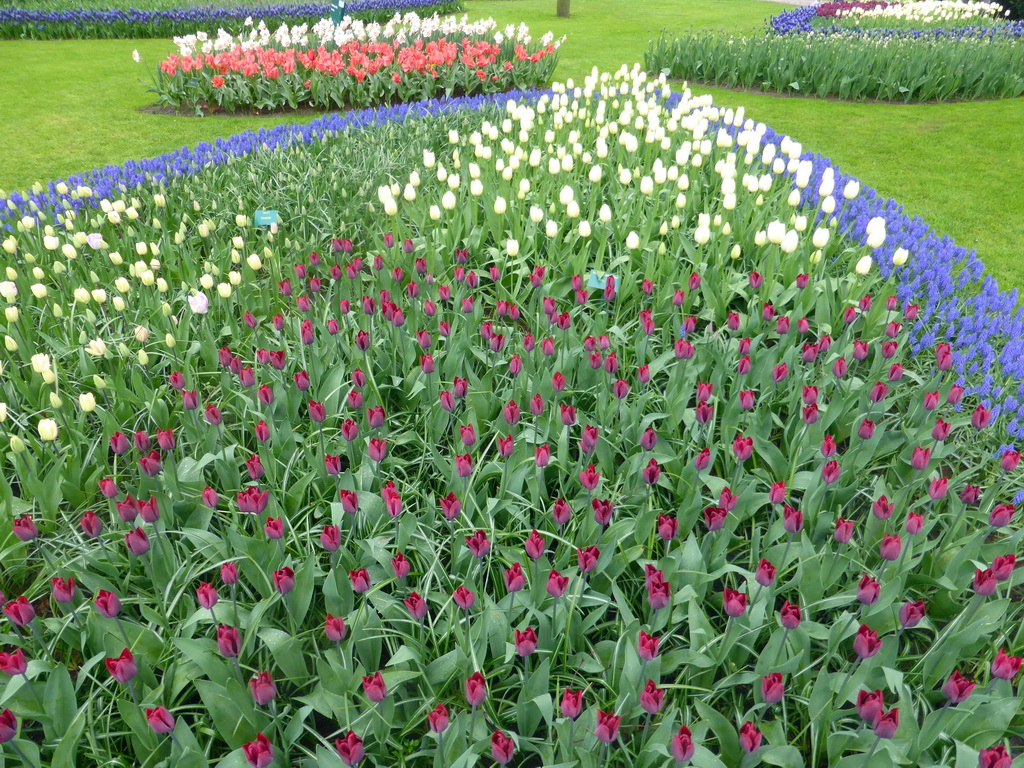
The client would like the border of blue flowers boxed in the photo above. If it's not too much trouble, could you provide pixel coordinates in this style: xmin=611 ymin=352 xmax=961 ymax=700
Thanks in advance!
xmin=0 ymin=0 xmax=459 ymax=36
xmin=768 ymin=4 xmax=1024 ymax=39
xmin=2 ymin=88 xmax=1021 ymax=443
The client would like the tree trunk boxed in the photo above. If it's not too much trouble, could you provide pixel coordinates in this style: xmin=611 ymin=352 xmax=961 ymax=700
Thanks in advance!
xmin=556 ymin=0 xmax=570 ymax=17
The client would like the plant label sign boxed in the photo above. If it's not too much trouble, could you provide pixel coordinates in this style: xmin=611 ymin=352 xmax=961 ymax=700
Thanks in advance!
xmin=587 ymin=272 xmax=617 ymax=291
xmin=254 ymin=210 xmax=279 ymax=227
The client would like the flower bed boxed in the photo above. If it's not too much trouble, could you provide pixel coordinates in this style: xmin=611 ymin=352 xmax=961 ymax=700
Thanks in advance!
xmin=771 ymin=1 xmax=1024 ymax=38
xmin=648 ymin=29 xmax=1024 ymax=100
xmin=0 ymin=67 xmax=1022 ymax=766
xmin=147 ymin=14 xmax=561 ymax=111
xmin=0 ymin=0 xmax=462 ymax=40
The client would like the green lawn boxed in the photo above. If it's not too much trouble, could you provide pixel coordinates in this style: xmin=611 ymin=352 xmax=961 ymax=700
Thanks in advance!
xmin=1 ymin=0 xmax=1022 ymax=287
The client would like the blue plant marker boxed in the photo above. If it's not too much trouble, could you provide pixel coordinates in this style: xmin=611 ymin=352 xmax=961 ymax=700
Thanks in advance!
xmin=254 ymin=210 xmax=279 ymax=227
xmin=587 ymin=272 xmax=617 ymax=291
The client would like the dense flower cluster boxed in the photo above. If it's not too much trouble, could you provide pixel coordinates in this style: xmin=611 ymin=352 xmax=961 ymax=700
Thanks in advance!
xmin=0 ymin=0 xmax=461 ymax=40
xmin=0 ymin=69 xmax=1021 ymax=767
xmin=771 ymin=1 xmax=1024 ymax=37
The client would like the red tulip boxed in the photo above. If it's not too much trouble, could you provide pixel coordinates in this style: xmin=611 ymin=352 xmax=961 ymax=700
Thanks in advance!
xmin=670 ymin=724 xmax=695 ymax=763
xmin=657 ymin=514 xmax=678 ymax=541
xmin=857 ymin=689 xmax=884 ymax=722
xmin=249 ymin=672 xmax=277 ymax=706
xmin=465 ymin=672 xmax=487 ymax=706
xmin=942 ymin=670 xmax=976 ymax=704
xmin=577 ymin=546 xmax=600 ymax=574
xmin=723 ymin=588 xmax=747 ymax=617
xmin=857 ymin=574 xmax=880 ymax=605
xmin=492 ymin=730 xmax=516 ymax=765
xmin=898 ymin=600 xmax=926 ymax=628
xmin=404 ymin=592 xmax=427 ymax=620
xmin=974 ymin=568 xmax=997 ymax=596
xmin=879 ymin=534 xmax=901 ymax=561
xmin=196 ymin=583 xmax=219 ymax=611
xmin=453 ymin=586 xmax=476 ymax=610
xmin=703 ymin=505 xmax=727 ymax=532
xmin=834 ymin=517 xmax=855 ymax=544
xmin=325 ymin=614 xmax=347 ymax=643
xmin=349 ymin=569 xmax=371 ymax=593
xmin=220 ymin=562 xmax=239 ymax=586
xmin=243 ymin=733 xmax=273 ymax=768
xmin=853 ymin=625 xmax=882 ymax=659
xmin=466 ymin=530 xmax=491 ymax=558
xmin=755 ymin=559 xmax=776 ymax=587
xmin=51 ymin=576 xmax=75 ymax=604
xmin=428 ymin=704 xmax=449 ymax=733
xmin=362 ymin=671 xmax=387 ymax=702
xmin=94 ymin=590 xmax=120 ymax=618
xmin=0 ymin=649 xmax=27 ymax=677
xmin=761 ymin=673 xmax=784 ymax=704
xmin=514 ymin=627 xmax=538 ymax=657
xmin=321 ymin=525 xmax=341 ymax=552
xmin=640 ymin=679 xmax=665 ymax=714
xmin=638 ymin=630 xmax=660 ymax=661
xmin=145 ymin=706 xmax=176 ymax=735
xmin=125 ymin=527 xmax=151 ymax=556
xmin=992 ymin=649 xmax=1023 ymax=680
xmin=739 ymin=721 xmax=762 ymax=753
xmin=106 ymin=648 xmax=138 ymax=683
xmin=272 ymin=567 xmax=294 ymax=595
xmin=780 ymin=600 xmax=802 ymax=629
xmin=872 ymin=708 xmax=899 ymax=739
xmin=504 ymin=563 xmax=526 ymax=593
xmin=217 ymin=625 xmax=241 ymax=657
xmin=525 ymin=530 xmax=546 ymax=559
xmin=595 ymin=709 xmax=620 ymax=743
xmin=979 ymin=746 xmax=1012 ymax=768
xmin=547 ymin=570 xmax=569 ymax=598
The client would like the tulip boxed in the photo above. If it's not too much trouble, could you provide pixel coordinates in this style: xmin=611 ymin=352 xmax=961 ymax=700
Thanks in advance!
xmin=857 ymin=689 xmax=885 ymax=722
xmin=577 ymin=546 xmax=600 ymax=574
xmin=125 ymin=527 xmax=151 ymax=556
xmin=0 ymin=649 xmax=27 ymax=677
xmin=391 ymin=552 xmax=410 ymax=580
xmin=525 ymin=530 xmax=546 ymax=559
xmin=640 ymin=679 xmax=665 ymax=714
xmin=853 ymin=625 xmax=882 ymax=659
xmin=465 ymin=672 xmax=487 ymax=706
xmin=835 ymin=517 xmax=855 ymax=544
xmin=872 ymin=708 xmax=899 ymax=739
xmin=504 ymin=563 xmax=526 ymax=593
xmin=514 ymin=627 xmax=538 ymax=657
xmin=973 ymin=568 xmax=997 ymax=596
xmin=595 ymin=709 xmax=621 ymax=743
xmin=362 ymin=671 xmax=387 ymax=702
xmin=723 ymin=588 xmax=747 ymax=617
xmin=144 ymin=706 xmax=176 ymax=736
xmin=0 ymin=709 xmax=18 ymax=744
xmin=671 ymin=724 xmax=695 ymax=764
xmin=979 ymin=746 xmax=1012 ymax=768
xmin=492 ymin=730 xmax=516 ymax=765
xmin=404 ymin=592 xmax=428 ymax=620
xmin=428 ymin=703 xmax=449 ymax=734
xmin=12 ymin=515 xmax=37 ymax=542
xmin=217 ymin=625 xmax=241 ymax=657
xmin=898 ymin=600 xmax=926 ymax=628
xmin=858 ymin=574 xmax=881 ymax=605
xmin=243 ymin=733 xmax=273 ymax=768
xmin=755 ymin=559 xmax=777 ymax=587
xmin=94 ymin=590 xmax=121 ymax=618
xmin=991 ymin=649 xmax=1023 ymax=680
xmin=942 ymin=670 xmax=976 ymax=704
xmin=350 ymin=569 xmax=371 ymax=593
xmin=196 ymin=582 xmax=219 ymax=612
xmin=220 ymin=563 xmax=239 ymax=586
xmin=272 ymin=567 xmax=294 ymax=595
xmin=761 ymin=673 xmax=784 ymax=704
xmin=739 ymin=721 xmax=763 ymax=754
xmin=780 ymin=600 xmax=802 ymax=629
xmin=249 ymin=672 xmax=277 ymax=706
xmin=106 ymin=648 xmax=138 ymax=683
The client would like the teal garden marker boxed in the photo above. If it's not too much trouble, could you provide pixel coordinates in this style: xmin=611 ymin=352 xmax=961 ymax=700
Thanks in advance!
xmin=254 ymin=210 xmax=279 ymax=227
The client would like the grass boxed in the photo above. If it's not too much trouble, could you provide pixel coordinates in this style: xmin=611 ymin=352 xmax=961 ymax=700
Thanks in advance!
xmin=0 ymin=0 xmax=1022 ymax=288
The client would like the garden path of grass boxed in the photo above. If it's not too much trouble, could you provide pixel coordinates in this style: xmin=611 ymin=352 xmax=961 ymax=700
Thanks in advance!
xmin=1 ymin=0 xmax=1021 ymax=289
